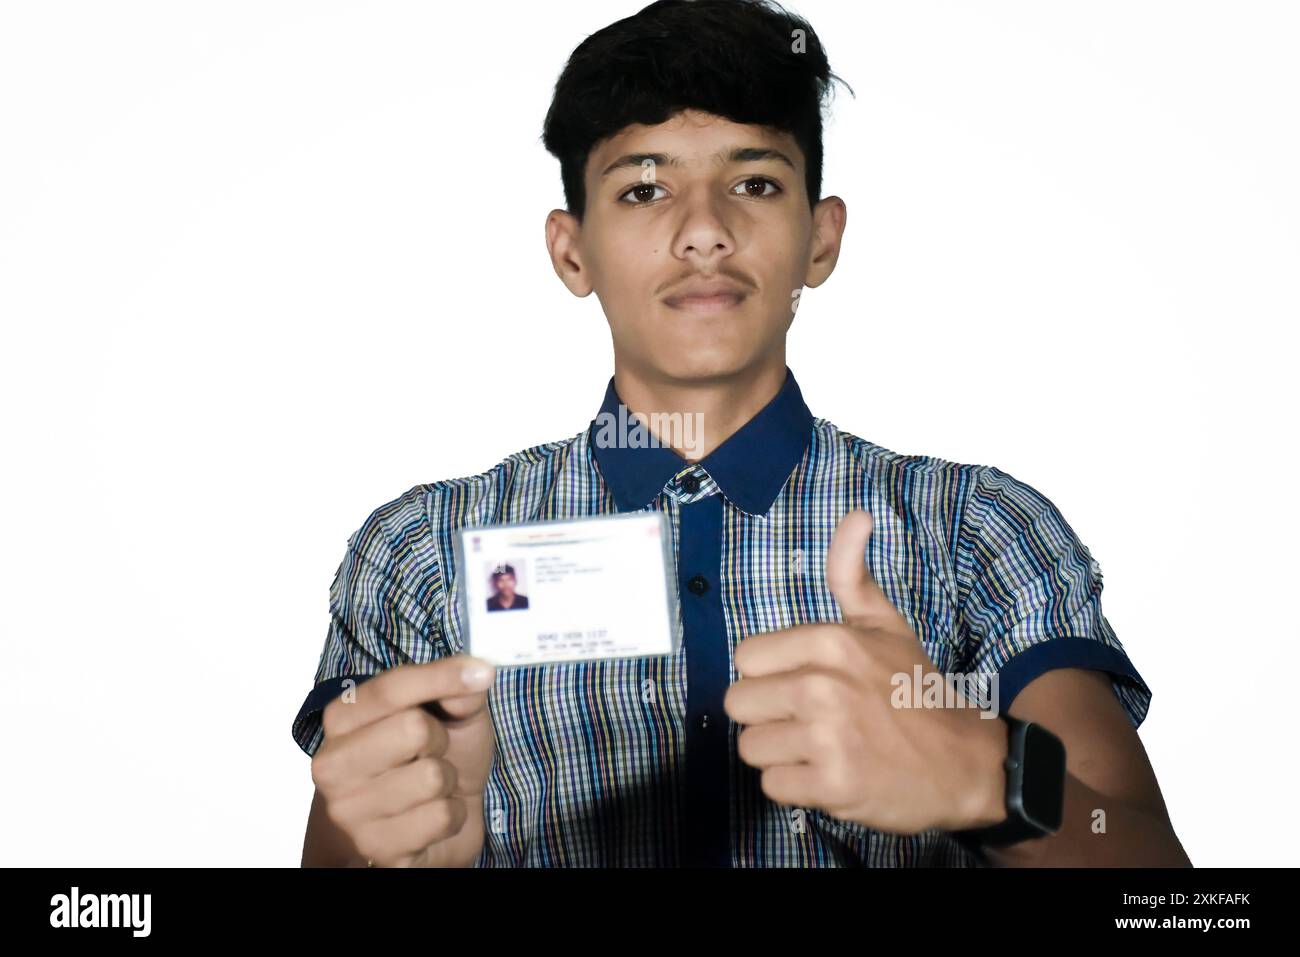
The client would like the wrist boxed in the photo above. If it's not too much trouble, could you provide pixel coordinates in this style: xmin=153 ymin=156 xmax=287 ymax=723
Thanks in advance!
xmin=955 ymin=711 xmax=1010 ymax=830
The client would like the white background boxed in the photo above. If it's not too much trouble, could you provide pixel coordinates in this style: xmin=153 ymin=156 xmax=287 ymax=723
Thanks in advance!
xmin=1 ymin=1 xmax=1294 ymax=867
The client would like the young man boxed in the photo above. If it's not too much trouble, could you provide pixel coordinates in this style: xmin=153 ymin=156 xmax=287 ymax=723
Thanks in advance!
xmin=295 ymin=0 xmax=1189 ymax=867
xmin=485 ymin=564 xmax=528 ymax=612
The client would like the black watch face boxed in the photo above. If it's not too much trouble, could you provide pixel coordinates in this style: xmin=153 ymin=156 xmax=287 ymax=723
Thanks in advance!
xmin=1020 ymin=723 xmax=1067 ymax=833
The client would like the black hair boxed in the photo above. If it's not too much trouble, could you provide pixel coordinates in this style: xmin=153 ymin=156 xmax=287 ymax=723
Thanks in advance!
xmin=540 ymin=0 xmax=853 ymax=223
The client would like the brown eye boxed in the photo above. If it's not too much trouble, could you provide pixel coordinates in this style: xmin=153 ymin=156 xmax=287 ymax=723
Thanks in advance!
xmin=619 ymin=183 xmax=666 ymax=204
xmin=735 ymin=176 xmax=781 ymax=198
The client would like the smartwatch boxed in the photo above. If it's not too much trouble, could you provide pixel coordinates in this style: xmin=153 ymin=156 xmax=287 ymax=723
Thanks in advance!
xmin=952 ymin=714 xmax=1067 ymax=858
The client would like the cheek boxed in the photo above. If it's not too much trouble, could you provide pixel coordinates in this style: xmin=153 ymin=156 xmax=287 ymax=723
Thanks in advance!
xmin=591 ymin=243 xmax=663 ymax=312
xmin=745 ymin=232 xmax=804 ymax=297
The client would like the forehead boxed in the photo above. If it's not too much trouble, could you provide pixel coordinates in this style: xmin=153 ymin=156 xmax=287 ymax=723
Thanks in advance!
xmin=585 ymin=109 xmax=801 ymax=180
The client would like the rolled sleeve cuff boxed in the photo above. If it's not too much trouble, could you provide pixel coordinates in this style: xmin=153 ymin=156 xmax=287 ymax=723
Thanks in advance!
xmin=993 ymin=636 xmax=1153 ymax=728
xmin=291 ymin=674 xmax=378 ymax=757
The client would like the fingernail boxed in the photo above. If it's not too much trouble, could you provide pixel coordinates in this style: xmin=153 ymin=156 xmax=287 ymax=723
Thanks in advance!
xmin=462 ymin=663 xmax=494 ymax=688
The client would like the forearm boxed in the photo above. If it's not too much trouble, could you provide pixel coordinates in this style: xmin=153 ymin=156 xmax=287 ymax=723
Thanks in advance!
xmin=983 ymin=770 xmax=1192 ymax=867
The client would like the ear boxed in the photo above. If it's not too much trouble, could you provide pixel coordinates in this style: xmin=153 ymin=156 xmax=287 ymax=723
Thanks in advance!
xmin=545 ymin=208 xmax=593 ymax=297
xmin=803 ymin=195 xmax=847 ymax=289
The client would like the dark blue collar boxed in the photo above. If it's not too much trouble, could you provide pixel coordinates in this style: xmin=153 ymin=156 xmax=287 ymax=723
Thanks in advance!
xmin=588 ymin=366 xmax=815 ymax=515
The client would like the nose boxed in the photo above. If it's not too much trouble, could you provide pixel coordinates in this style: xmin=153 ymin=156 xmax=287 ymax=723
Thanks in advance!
xmin=672 ymin=194 xmax=735 ymax=267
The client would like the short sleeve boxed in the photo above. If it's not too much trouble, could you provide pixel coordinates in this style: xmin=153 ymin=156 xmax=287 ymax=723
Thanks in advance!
xmin=955 ymin=465 xmax=1152 ymax=728
xmin=291 ymin=510 xmax=447 ymax=757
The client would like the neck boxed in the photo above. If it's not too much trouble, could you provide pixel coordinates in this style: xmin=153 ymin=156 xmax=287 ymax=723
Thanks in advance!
xmin=611 ymin=357 xmax=788 ymax=462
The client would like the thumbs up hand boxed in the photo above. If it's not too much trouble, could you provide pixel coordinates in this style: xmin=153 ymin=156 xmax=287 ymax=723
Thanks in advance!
xmin=724 ymin=509 xmax=1008 ymax=835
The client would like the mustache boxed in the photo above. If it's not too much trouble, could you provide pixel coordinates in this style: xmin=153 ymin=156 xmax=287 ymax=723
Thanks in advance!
xmin=657 ymin=267 xmax=756 ymax=296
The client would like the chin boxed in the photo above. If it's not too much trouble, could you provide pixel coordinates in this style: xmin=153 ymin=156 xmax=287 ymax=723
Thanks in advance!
xmin=645 ymin=349 xmax=760 ymax=384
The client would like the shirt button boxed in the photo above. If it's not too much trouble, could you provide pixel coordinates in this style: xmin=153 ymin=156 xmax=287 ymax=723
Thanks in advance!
xmin=698 ymin=711 xmax=712 ymax=731
xmin=680 ymin=473 xmax=699 ymax=494
xmin=687 ymin=574 xmax=709 ymax=595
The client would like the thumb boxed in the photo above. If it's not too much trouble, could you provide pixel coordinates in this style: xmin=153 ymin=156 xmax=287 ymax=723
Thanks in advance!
xmin=825 ymin=509 xmax=883 ymax=626
xmin=420 ymin=657 xmax=496 ymax=724
xmin=423 ymin=687 xmax=493 ymax=724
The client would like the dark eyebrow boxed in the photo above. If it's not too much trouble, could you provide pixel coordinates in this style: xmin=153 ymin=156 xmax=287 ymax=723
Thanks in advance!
xmin=599 ymin=146 xmax=796 ymax=179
